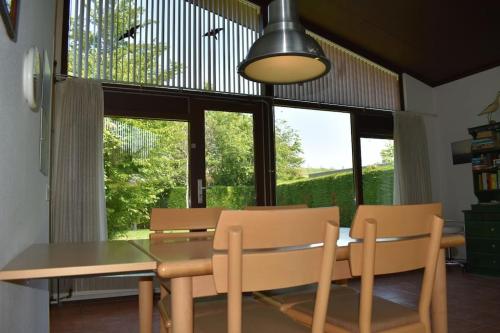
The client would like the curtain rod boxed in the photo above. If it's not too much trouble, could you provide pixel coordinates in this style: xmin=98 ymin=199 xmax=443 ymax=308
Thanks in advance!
xmin=54 ymin=73 xmax=107 ymax=83
xmin=53 ymin=74 xmax=439 ymax=118
xmin=53 ymin=73 xmax=267 ymax=102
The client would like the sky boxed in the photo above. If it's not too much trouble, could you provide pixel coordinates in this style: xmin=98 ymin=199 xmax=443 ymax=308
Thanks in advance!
xmin=275 ymin=106 xmax=392 ymax=170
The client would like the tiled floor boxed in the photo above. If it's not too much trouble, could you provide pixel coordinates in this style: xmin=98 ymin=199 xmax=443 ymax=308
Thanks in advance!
xmin=50 ymin=266 xmax=500 ymax=333
xmin=50 ymin=295 xmax=162 ymax=333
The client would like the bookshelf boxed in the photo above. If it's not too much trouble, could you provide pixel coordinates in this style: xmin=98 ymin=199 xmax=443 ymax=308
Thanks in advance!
xmin=465 ymin=123 xmax=500 ymax=276
xmin=469 ymin=123 xmax=500 ymax=202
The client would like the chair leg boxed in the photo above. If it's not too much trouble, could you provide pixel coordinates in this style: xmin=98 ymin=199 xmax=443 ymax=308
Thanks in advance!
xmin=160 ymin=319 xmax=168 ymax=333
xmin=160 ymin=281 xmax=169 ymax=333
xmin=171 ymin=277 xmax=194 ymax=333
xmin=431 ymin=249 xmax=448 ymax=333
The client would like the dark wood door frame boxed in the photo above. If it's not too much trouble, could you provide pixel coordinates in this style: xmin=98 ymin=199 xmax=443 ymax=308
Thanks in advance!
xmin=189 ymin=98 xmax=272 ymax=208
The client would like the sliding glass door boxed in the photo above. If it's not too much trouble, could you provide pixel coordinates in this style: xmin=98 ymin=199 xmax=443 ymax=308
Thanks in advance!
xmin=104 ymin=93 xmax=268 ymax=239
xmin=189 ymin=99 xmax=267 ymax=210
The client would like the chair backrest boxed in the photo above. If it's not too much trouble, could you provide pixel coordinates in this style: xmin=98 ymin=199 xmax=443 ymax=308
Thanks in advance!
xmin=350 ymin=202 xmax=442 ymax=239
xmin=348 ymin=203 xmax=444 ymax=333
xmin=149 ymin=207 xmax=223 ymax=240
xmin=212 ymin=207 xmax=340 ymax=333
xmin=244 ymin=204 xmax=308 ymax=210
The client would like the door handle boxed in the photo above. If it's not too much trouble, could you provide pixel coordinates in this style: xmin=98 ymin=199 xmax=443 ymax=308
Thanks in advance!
xmin=197 ymin=179 xmax=206 ymax=204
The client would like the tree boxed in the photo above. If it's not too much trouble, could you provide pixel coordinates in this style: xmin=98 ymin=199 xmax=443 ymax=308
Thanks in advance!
xmin=104 ymin=118 xmax=189 ymax=237
xmin=67 ymin=0 xmax=305 ymax=238
xmin=205 ymin=112 xmax=255 ymax=186
xmin=275 ymin=119 xmax=304 ymax=181
xmin=205 ymin=113 xmax=304 ymax=186
xmin=380 ymin=142 xmax=394 ymax=164
xmin=104 ymin=114 xmax=304 ymax=237
xmin=67 ymin=0 xmax=181 ymax=83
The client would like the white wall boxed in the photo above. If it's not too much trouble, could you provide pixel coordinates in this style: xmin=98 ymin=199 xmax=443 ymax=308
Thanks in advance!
xmin=404 ymin=68 xmax=500 ymax=220
xmin=433 ymin=66 xmax=500 ymax=221
xmin=404 ymin=67 xmax=500 ymax=259
xmin=0 ymin=0 xmax=55 ymax=332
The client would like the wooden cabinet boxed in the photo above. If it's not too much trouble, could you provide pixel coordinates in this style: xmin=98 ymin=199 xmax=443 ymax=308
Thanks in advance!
xmin=464 ymin=205 xmax=500 ymax=275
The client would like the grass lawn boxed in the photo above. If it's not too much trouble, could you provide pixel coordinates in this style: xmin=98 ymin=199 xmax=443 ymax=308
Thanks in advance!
xmin=113 ymin=228 xmax=198 ymax=240
xmin=114 ymin=229 xmax=150 ymax=240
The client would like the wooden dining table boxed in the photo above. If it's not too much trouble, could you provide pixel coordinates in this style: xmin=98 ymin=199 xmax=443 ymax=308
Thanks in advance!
xmin=0 ymin=241 xmax=159 ymax=333
xmin=0 ymin=229 xmax=465 ymax=333
xmin=131 ymin=228 xmax=466 ymax=333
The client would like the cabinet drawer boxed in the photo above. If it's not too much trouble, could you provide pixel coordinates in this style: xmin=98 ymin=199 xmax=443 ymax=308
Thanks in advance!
xmin=465 ymin=221 xmax=500 ymax=238
xmin=466 ymin=238 xmax=500 ymax=254
xmin=464 ymin=212 xmax=500 ymax=221
xmin=467 ymin=252 xmax=500 ymax=270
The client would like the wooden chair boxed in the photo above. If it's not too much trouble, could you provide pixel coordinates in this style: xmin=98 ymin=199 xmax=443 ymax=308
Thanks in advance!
xmin=150 ymin=207 xmax=223 ymax=333
xmin=244 ymin=204 xmax=308 ymax=210
xmin=279 ymin=203 xmax=444 ymax=333
xmin=192 ymin=207 xmax=341 ymax=333
xmin=150 ymin=207 xmax=223 ymax=240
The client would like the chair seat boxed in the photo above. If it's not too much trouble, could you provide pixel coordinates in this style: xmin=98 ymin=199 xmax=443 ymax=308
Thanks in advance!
xmin=193 ymin=298 xmax=311 ymax=333
xmin=255 ymin=284 xmax=358 ymax=311
xmin=286 ymin=287 xmax=422 ymax=333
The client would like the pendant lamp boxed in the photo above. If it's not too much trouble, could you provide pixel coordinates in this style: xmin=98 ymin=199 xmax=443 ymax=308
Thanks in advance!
xmin=238 ymin=0 xmax=331 ymax=84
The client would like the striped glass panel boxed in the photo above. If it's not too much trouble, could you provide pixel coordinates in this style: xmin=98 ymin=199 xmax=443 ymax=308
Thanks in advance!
xmin=67 ymin=0 xmax=261 ymax=95
xmin=274 ymin=31 xmax=401 ymax=111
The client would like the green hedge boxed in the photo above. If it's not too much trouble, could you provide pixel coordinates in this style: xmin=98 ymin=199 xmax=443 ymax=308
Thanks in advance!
xmin=165 ymin=166 xmax=393 ymax=227
xmin=166 ymin=186 xmax=255 ymax=209
xmin=276 ymin=171 xmax=355 ymax=227
xmin=362 ymin=165 xmax=394 ymax=205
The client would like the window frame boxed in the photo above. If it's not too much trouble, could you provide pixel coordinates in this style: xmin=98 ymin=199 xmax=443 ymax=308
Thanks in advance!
xmin=58 ymin=0 xmax=400 ymax=210
xmin=271 ymin=99 xmax=394 ymax=207
xmin=102 ymin=83 xmax=274 ymax=208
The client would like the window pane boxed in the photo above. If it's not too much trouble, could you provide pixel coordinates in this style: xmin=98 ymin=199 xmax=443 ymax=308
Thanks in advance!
xmin=66 ymin=0 xmax=260 ymax=94
xmin=361 ymin=138 xmax=394 ymax=205
xmin=104 ymin=117 xmax=189 ymax=239
xmin=205 ymin=111 xmax=256 ymax=209
xmin=274 ymin=107 xmax=355 ymax=227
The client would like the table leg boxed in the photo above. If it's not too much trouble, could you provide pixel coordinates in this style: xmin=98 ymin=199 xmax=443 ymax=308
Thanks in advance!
xmin=431 ymin=249 xmax=448 ymax=333
xmin=139 ymin=276 xmax=153 ymax=333
xmin=171 ymin=276 xmax=194 ymax=333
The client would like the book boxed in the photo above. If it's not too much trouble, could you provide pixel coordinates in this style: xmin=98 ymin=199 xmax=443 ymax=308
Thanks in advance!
xmin=472 ymin=154 xmax=492 ymax=170
xmin=477 ymin=130 xmax=496 ymax=139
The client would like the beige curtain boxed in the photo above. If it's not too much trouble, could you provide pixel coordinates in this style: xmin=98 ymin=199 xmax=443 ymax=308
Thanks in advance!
xmin=50 ymin=79 xmax=141 ymax=298
xmin=51 ymin=78 xmax=107 ymax=242
xmin=393 ymin=112 xmax=432 ymax=204
xmin=275 ymin=31 xmax=401 ymax=111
